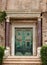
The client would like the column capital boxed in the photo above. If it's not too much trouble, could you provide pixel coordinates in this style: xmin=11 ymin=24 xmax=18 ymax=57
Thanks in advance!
xmin=6 ymin=16 xmax=10 ymax=22
xmin=38 ymin=17 xmax=41 ymax=21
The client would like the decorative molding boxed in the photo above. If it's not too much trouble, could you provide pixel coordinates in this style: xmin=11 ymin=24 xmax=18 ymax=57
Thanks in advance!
xmin=6 ymin=11 xmax=41 ymax=19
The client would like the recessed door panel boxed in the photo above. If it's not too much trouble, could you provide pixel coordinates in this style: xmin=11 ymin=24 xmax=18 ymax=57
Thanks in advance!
xmin=15 ymin=28 xmax=33 ymax=56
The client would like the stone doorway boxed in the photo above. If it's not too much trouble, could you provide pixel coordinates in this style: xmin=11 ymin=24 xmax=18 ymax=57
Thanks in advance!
xmin=15 ymin=28 xmax=33 ymax=56
xmin=11 ymin=20 xmax=37 ymax=56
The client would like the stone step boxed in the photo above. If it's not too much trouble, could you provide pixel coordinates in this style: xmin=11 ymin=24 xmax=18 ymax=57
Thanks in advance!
xmin=3 ymin=56 xmax=41 ymax=65
xmin=5 ymin=56 xmax=40 ymax=59
xmin=3 ymin=56 xmax=41 ymax=62
xmin=3 ymin=62 xmax=41 ymax=65
xmin=3 ymin=59 xmax=41 ymax=62
xmin=3 ymin=62 xmax=41 ymax=64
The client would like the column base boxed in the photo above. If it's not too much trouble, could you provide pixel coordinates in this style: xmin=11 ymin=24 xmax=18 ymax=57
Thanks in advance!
xmin=37 ymin=47 xmax=41 ymax=57
xmin=4 ymin=46 xmax=10 ymax=58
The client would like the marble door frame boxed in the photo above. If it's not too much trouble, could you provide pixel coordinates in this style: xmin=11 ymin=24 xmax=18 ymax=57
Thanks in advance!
xmin=11 ymin=23 xmax=36 ymax=56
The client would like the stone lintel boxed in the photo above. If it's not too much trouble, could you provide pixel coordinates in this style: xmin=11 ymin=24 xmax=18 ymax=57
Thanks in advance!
xmin=6 ymin=11 xmax=41 ymax=19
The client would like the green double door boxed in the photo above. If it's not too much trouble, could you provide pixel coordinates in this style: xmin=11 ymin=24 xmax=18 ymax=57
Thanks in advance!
xmin=15 ymin=28 xmax=33 ymax=56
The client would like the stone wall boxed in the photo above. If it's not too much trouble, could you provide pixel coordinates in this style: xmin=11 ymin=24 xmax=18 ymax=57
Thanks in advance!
xmin=0 ymin=0 xmax=47 ymax=46
xmin=0 ymin=0 xmax=2 ymax=10
xmin=7 ymin=0 xmax=40 ymax=12
xmin=2 ymin=0 xmax=7 ymax=10
xmin=42 ymin=13 xmax=47 ymax=45
xmin=0 ymin=0 xmax=47 ymax=12
xmin=6 ymin=0 xmax=47 ymax=12
xmin=40 ymin=0 xmax=46 ymax=12
xmin=46 ymin=0 xmax=47 ymax=11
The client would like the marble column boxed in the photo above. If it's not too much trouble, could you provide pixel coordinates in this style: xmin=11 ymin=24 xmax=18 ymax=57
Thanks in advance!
xmin=5 ymin=16 xmax=10 ymax=47
xmin=38 ymin=18 xmax=42 ymax=47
